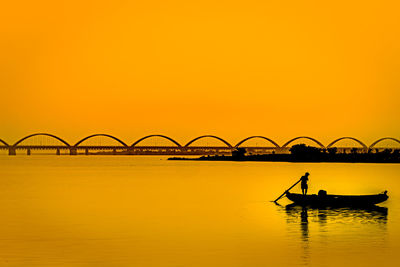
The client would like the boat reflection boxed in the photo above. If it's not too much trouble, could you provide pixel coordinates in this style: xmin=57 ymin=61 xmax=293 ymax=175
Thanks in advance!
xmin=284 ymin=204 xmax=388 ymax=242
xmin=299 ymin=206 xmax=309 ymax=241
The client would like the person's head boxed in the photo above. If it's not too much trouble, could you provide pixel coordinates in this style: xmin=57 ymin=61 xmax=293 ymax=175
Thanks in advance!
xmin=305 ymin=172 xmax=310 ymax=176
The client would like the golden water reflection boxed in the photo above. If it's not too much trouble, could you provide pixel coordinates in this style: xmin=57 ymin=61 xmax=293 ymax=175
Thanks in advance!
xmin=285 ymin=204 xmax=388 ymax=239
xmin=282 ymin=204 xmax=388 ymax=265
xmin=0 ymin=156 xmax=398 ymax=266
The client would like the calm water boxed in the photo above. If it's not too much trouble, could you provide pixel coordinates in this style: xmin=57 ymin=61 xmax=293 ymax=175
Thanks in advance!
xmin=0 ymin=156 xmax=399 ymax=266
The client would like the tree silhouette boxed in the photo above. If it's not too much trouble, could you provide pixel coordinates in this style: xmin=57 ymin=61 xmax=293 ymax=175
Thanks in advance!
xmin=232 ymin=147 xmax=246 ymax=158
xmin=290 ymin=144 xmax=322 ymax=157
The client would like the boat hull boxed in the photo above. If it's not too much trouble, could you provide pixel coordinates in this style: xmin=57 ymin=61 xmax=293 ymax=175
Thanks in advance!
xmin=286 ymin=192 xmax=388 ymax=207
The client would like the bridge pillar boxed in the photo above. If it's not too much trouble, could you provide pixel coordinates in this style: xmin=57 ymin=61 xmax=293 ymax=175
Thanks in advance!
xmin=27 ymin=148 xmax=31 ymax=155
xmin=113 ymin=148 xmax=117 ymax=155
xmin=56 ymin=148 xmax=60 ymax=155
xmin=8 ymin=147 xmax=16 ymax=155
xmin=85 ymin=148 xmax=89 ymax=155
xmin=70 ymin=147 xmax=77 ymax=155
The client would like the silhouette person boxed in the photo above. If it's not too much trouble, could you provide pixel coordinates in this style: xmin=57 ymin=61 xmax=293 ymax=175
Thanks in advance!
xmin=301 ymin=172 xmax=309 ymax=195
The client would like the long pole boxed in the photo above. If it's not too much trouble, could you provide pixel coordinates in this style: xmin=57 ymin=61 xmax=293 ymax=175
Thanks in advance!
xmin=273 ymin=178 xmax=302 ymax=203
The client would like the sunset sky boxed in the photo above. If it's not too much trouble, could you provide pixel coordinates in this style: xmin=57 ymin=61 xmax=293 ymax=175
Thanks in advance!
xmin=1 ymin=1 xmax=400 ymax=145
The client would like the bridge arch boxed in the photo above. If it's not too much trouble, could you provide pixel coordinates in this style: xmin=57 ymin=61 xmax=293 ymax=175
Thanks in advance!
xmin=0 ymin=138 xmax=9 ymax=147
xmin=369 ymin=137 xmax=400 ymax=148
xmin=327 ymin=137 xmax=367 ymax=149
xmin=184 ymin=135 xmax=232 ymax=148
xmin=74 ymin=134 xmax=128 ymax=147
xmin=131 ymin=135 xmax=182 ymax=148
xmin=235 ymin=136 xmax=280 ymax=148
xmin=13 ymin=133 xmax=71 ymax=147
xmin=281 ymin=136 xmax=325 ymax=148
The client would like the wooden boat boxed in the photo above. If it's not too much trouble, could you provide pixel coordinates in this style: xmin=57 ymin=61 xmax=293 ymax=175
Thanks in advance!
xmin=286 ymin=190 xmax=388 ymax=207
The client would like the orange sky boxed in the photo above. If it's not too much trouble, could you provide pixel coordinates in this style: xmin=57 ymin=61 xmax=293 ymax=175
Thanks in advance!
xmin=1 ymin=1 xmax=400 ymax=145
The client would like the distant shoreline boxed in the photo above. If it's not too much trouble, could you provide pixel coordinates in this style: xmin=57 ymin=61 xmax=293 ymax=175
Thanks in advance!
xmin=168 ymin=154 xmax=400 ymax=163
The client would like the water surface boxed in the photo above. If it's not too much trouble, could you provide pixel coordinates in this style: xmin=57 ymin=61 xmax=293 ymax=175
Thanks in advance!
xmin=0 ymin=156 xmax=399 ymax=266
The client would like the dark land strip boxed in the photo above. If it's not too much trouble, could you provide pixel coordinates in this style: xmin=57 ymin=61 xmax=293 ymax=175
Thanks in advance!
xmin=168 ymin=144 xmax=400 ymax=163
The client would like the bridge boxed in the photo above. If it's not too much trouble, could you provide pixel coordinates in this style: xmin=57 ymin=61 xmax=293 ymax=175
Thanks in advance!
xmin=0 ymin=134 xmax=399 ymax=155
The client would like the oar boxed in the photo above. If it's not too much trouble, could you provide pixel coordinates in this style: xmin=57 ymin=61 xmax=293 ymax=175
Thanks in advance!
xmin=273 ymin=178 xmax=302 ymax=203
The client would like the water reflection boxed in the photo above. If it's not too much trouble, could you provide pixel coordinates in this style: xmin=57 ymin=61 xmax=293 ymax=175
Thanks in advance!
xmin=281 ymin=204 xmax=388 ymax=265
xmin=285 ymin=204 xmax=388 ymax=224
xmin=300 ymin=207 xmax=309 ymax=241
xmin=284 ymin=204 xmax=388 ymax=241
